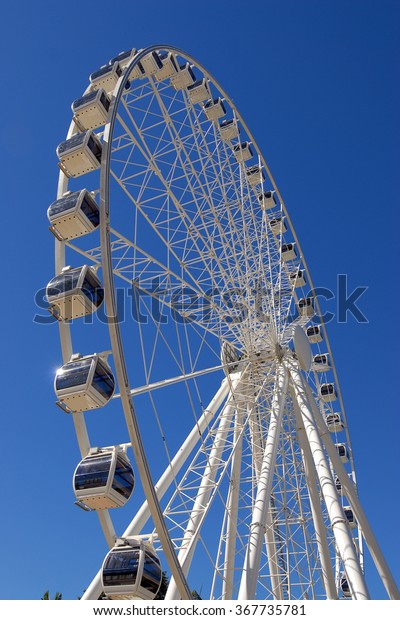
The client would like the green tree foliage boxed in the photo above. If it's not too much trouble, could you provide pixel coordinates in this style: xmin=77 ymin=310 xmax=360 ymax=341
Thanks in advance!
xmin=154 ymin=571 xmax=169 ymax=600
xmin=191 ymin=590 xmax=202 ymax=599
xmin=41 ymin=590 xmax=62 ymax=600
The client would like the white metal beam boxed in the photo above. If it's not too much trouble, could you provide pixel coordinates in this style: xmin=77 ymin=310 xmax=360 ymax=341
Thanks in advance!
xmin=287 ymin=357 xmax=369 ymax=600
xmin=304 ymin=382 xmax=400 ymax=600
xmin=292 ymin=396 xmax=338 ymax=599
xmin=238 ymin=364 xmax=289 ymax=600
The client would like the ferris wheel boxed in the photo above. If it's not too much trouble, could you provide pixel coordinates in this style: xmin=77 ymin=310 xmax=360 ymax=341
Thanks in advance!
xmin=46 ymin=45 xmax=399 ymax=601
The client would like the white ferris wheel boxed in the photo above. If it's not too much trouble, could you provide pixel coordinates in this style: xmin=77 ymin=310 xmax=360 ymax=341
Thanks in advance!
xmin=46 ymin=45 xmax=399 ymax=601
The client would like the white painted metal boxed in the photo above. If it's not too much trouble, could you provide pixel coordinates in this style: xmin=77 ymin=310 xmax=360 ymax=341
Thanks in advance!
xmin=287 ymin=357 xmax=370 ymax=600
xmin=247 ymin=400 xmax=284 ymax=600
xmin=222 ymin=401 xmax=245 ymax=599
xmin=293 ymin=325 xmax=312 ymax=372
xmin=292 ymin=397 xmax=338 ymax=599
xmin=306 ymin=383 xmax=400 ymax=600
xmin=238 ymin=364 xmax=289 ymax=600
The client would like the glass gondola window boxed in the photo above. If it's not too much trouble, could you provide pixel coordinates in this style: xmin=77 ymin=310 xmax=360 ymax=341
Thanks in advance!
xmin=82 ymin=270 xmax=104 ymax=308
xmin=55 ymin=358 xmax=92 ymax=392
xmin=47 ymin=269 xmax=81 ymax=298
xmin=48 ymin=192 xmax=80 ymax=218
xmin=109 ymin=49 xmax=136 ymax=67
xmin=103 ymin=547 xmax=140 ymax=587
xmin=87 ymin=135 xmax=102 ymax=162
xmin=141 ymin=554 xmax=162 ymax=594
xmin=91 ymin=358 xmax=115 ymax=400
xmin=80 ymin=195 xmax=100 ymax=226
xmin=46 ymin=266 xmax=104 ymax=321
xmin=74 ymin=454 xmax=111 ymax=492
xmin=112 ymin=455 xmax=136 ymax=500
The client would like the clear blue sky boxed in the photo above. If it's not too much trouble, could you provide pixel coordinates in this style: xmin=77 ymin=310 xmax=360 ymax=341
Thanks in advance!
xmin=0 ymin=0 xmax=399 ymax=600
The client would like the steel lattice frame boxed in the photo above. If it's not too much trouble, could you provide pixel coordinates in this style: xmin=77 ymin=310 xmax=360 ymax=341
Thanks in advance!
xmin=51 ymin=45 xmax=398 ymax=601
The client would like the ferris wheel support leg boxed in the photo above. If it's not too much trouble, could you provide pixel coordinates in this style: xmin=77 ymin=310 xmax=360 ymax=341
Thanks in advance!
xmin=287 ymin=359 xmax=370 ymax=600
xmin=165 ymin=373 xmax=244 ymax=600
xmin=248 ymin=404 xmax=284 ymax=600
xmin=222 ymin=402 xmax=245 ymax=599
xmin=304 ymin=383 xmax=400 ymax=600
xmin=81 ymin=377 xmax=232 ymax=601
xmin=292 ymin=397 xmax=338 ymax=599
xmin=238 ymin=364 xmax=289 ymax=600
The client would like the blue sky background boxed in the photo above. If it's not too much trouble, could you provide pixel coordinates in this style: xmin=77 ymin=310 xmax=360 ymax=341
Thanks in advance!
xmin=0 ymin=0 xmax=399 ymax=600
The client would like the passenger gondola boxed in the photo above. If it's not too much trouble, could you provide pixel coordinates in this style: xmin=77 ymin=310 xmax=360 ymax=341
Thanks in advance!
xmin=57 ymin=130 xmax=102 ymax=178
xmin=73 ymin=447 xmax=134 ymax=510
xmin=312 ymin=353 xmax=330 ymax=372
xmin=218 ymin=118 xmax=240 ymax=142
xmin=155 ymin=51 xmax=178 ymax=81
xmin=325 ymin=412 xmax=345 ymax=433
xmin=289 ymin=269 xmax=306 ymax=288
xmin=258 ymin=190 xmax=277 ymax=210
xmin=187 ymin=78 xmax=210 ymax=104
xmin=340 ymin=573 xmax=352 ymax=598
xmin=141 ymin=51 xmax=163 ymax=76
xmin=90 ymin=61 xmax=123 ymax=93
xmin=170 ymin=62 xmax=196 ymax=90
xmin=297 ymin=297 xmax=315 ymax=318
xmin=319 ymin=383 xmax=337 ymax=402
xmin=246 ymin=165 xmax=265 ymax=186
xmin=47 ymin=190 xmax=100 ymax=240
xmin=306 ymin=324 xmax=323 ymax=343
xmin=233 ymin=141 xmax=253 ymax=162
xmin=203 ymin=98 xmax=226 ymax=121
xmin=102 ymin=539 xmax=162 ymax=600
xmin=109 ymin=49 xmax=137 ymax=70
xmin=336 ymin=443 xmax=350 ymax=463
xmin=46 ymin=265 xmax=104 ymax=320
xmin=72 ymin=89 xmax=111 ymax=130
xmin=281 ymin=243 xmax=297 ymax=262
xmin=128 ymin=60 xmax=146 ymax=81
xmin=55 ymin=352 xmax=115 ymax=412
xmin=335 ymin=476 xmax=343 ymax=495
xmin=343 ymin=506 xmax=357 ymax=529
xmin=269 ymin=217 xmax=287 ymax=236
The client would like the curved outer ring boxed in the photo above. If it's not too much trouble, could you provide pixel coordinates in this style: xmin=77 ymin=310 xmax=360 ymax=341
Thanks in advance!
xmin=55 ymin=44 xmax=356 ymax=595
